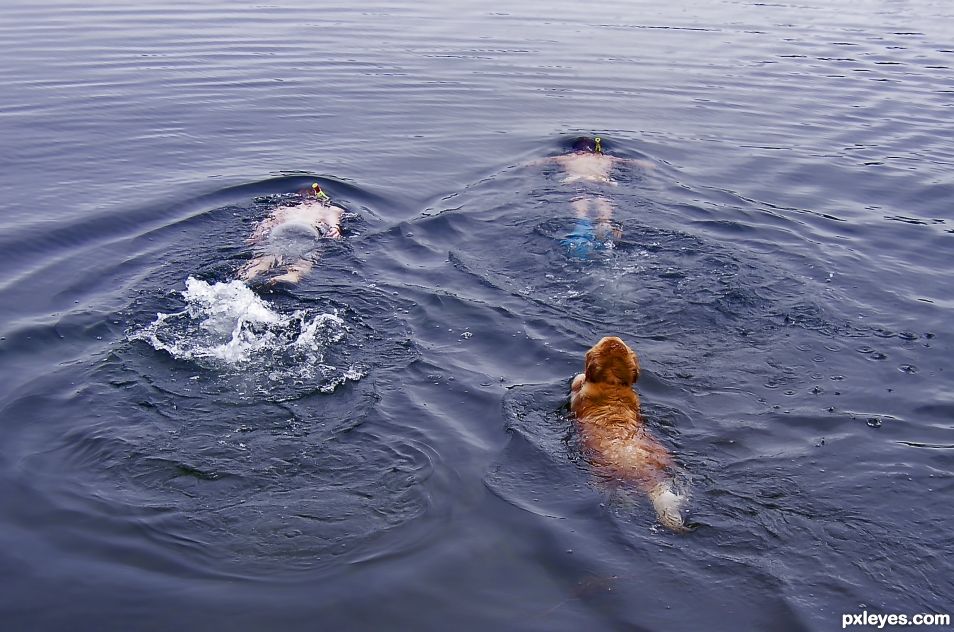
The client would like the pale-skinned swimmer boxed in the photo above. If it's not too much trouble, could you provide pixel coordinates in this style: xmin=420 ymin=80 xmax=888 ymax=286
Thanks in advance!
xmin=528 ymin=136 xmax=653 ymax=258
xmin=238 ymin=183 xmax=344 ymax=285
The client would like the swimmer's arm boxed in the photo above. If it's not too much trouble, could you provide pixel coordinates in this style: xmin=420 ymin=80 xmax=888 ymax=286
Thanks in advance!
xmin=523 ymin=155 xmax=566 ymax=169
xmin=247 ymin=219 xmax=274 ymax=245
xmin=613 ymin=157 xmax=656 ymax=170
xmin=313 ymin=205 xmax=344 ymax=239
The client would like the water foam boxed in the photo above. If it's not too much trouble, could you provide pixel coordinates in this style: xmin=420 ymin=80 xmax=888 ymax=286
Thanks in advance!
xmin=133 ymin=277 xmax=364 ymax=393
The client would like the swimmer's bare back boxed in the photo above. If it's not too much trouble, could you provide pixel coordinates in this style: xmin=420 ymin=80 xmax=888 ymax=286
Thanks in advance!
xmin=239 ymin=199 xmax=344 ymax=285
xmin=247 ymin=202 xmax=343 ymax=245
xmin=555 ymin=152 xmax=619 ymax=185
xmin=528 ymin=151 xmax=654 ymax=185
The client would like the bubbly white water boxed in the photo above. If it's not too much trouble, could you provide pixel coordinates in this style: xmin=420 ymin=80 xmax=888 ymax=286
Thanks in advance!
xmin=133 ymin=277 xmax=364 ymax=393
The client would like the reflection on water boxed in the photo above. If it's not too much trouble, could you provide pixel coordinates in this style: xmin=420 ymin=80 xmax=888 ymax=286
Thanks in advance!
xmin=1 ymin=0 xmax=953 ymax=630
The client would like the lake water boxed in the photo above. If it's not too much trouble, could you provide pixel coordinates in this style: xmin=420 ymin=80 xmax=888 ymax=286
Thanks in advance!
xmin=1 ymin=1 xmax=952 ymax=630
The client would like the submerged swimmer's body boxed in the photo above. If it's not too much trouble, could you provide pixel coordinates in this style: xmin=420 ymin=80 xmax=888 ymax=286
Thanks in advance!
xmin=239 ymin=184 xmax=344 ymax=285
xmin=562 ymin=197 xmax=620 ymax=258
xmin=530 ymin=136 xmax=653 ymax=258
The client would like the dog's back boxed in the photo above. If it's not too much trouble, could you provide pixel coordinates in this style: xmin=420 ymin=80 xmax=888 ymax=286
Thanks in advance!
xmin=571 ymin=337 xmax=687 ymax=531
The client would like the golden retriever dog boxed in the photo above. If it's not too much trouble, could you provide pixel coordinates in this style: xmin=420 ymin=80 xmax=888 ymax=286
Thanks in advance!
xmin=570 ymin=336 xmax=687 ymax=531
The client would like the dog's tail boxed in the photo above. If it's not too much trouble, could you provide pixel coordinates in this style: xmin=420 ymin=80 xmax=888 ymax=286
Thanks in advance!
xmin=649 ymin=481 xmax=688 ymax=532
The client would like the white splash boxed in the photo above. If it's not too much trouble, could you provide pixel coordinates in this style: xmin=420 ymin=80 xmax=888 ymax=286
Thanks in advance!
xmin=132 ymin=277 xmax=363 ymax=393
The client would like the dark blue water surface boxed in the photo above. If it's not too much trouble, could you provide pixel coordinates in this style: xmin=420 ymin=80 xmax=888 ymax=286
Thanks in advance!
xmin=1 ymin=1 xmax=952 ymax=630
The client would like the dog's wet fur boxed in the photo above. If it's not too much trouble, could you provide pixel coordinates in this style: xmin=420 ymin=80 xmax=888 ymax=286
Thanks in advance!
xmin=570 ymin=336 xmax=687 ymax=532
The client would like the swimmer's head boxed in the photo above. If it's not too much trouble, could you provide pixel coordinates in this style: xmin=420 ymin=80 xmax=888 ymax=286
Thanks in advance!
xmin=572 ymin=136 xmax=603 ymax=154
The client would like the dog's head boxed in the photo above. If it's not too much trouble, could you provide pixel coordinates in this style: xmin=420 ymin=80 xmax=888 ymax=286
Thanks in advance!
xmin=584 ymin=336 xmax=640 ymax=386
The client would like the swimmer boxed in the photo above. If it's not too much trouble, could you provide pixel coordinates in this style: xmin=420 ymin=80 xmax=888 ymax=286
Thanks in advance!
xmin=529 ymin=136 xmax=654 ymax=185
xmin=531 ymin=136 xmax=646 ymax=257
xmin=238 ymin=183 xmax=344 ymax=285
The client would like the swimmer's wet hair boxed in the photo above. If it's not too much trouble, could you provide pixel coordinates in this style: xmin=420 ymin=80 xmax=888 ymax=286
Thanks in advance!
xmin=572 ymin=136 xmax=596 ymax=152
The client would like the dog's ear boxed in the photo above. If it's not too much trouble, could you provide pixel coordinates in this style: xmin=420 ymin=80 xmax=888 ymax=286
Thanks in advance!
xmin=584 ymin=348 xmax=601 ymax=383
xmin=629 ymin=349 xmax=641 ymax=384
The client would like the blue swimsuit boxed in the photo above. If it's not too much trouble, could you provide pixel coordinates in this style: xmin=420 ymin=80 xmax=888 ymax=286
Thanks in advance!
xmin=561 ymin=218 xmax=603 ymax=259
